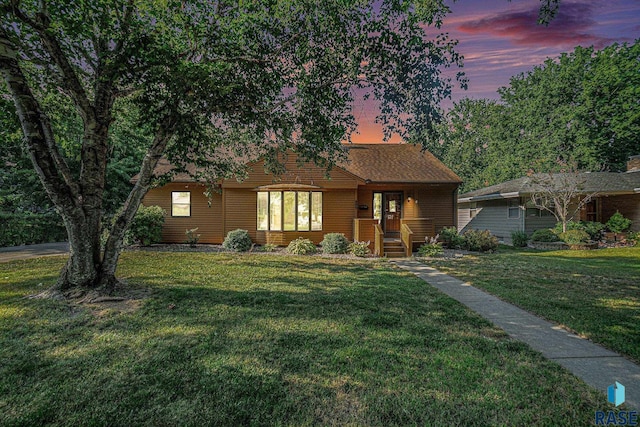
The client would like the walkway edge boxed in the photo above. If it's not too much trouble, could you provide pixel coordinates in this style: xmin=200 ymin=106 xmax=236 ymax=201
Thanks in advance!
xmin=393 ymin=259 xmax=640 ymax=411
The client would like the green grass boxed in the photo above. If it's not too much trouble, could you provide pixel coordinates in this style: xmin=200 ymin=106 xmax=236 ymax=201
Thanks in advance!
xmin=0 ymin=253 xmax=613 ymax=426
xmin=426 ymin=246 xmax=640 ymax=363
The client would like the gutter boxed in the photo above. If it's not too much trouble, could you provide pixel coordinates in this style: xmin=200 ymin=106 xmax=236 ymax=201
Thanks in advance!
xmin=458 ymin=191 xmax=521 ymax=203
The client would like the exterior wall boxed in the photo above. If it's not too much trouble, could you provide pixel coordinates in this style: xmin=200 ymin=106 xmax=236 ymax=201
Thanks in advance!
xmin=458 ymin=199 xmax=524 ymax=244
xmin=600 ymin=194 xmax=640 ymax=232
xmin=357 ymin=183 xmax=458 ymax=233
xmin=142 ymin=183 xmax=223 ymax=244
xmin=524 ymin=215 xmax=557 ymax=236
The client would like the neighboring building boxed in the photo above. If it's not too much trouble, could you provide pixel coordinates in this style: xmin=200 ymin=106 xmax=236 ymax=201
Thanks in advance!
xmin=457 ymin=156 xmax=640 ymax=245
xmin=141 ymin=144 xmax=462 ymax=256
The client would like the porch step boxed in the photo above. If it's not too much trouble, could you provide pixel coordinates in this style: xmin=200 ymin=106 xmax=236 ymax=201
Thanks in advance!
xmin=384 ymin=240 xmax=406 ymax=258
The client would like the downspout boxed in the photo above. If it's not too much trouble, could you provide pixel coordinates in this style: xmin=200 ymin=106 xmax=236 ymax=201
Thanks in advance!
xmin=453 ymin=186 xmax=459 ymax=230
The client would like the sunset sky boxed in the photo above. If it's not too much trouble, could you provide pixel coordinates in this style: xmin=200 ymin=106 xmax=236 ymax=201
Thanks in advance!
xmin=351 ymin=0 xmax=640 ymax=143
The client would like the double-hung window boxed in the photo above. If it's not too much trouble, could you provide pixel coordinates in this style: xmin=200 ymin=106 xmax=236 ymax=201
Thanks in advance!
xmin=171 ymin=191 xmax=191 ymax=217
xmin=257 ymin=191 xmax=322 ymax=231
xmin=507 ymin=199 xmax=520 ymax=219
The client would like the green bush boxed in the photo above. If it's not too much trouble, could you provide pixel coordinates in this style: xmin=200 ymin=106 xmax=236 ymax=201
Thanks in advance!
xmin=606 ymin=211 xmax=632 ymax=233
xmin=462 ymin=229 xmax=498 ymax=252
xmin=259 ymin=243 xmax=277 ymax=252
xmin=531 ymin=229 xmax=560 ymax=242
xmin=127 ymin=205 xmax=165 ymax=246
xmin=581 ymin=221 xmax=605 ymax=241
xmin=185 ymin=228 xmax=201 ymax=247
xmin=439 ymin=226 xmax=464 ymax=249
xmin=629 ymin=231 xmax=639 ymax=246
xmin=417 ymin=242 xmax=443 ymax=257
xmin=348 ymin=241 xmax=370 ymax=257
xmin=0 ymin=211 xmax=67 ymax=247
xmin=552 ymin=221 xmax=604 ymax=241
xmin=320 ymin=233 xmax=349 ymax=254
xmin=511 ymin=231 xmax=528 ymax=248
xmin=286 ymin=237 xmax=317 ymax=255
xmin=559 ymin=229 xmax=590 ymax=244
xmin=222 ymin=229 xmax=253 ymax=252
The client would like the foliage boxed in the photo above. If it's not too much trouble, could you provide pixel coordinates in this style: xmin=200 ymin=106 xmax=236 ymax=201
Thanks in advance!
xmin=184 ymin=228 xmax=201 ymax=247
xmin=286 ymin=238 xmax=317 ymax=255
xmin=0 ymin=0 xmax=467 ymax=288
xmin=439 ymin=226 xmax=465 ymax=249
xmin=510 ymin=231 xmax=528 ymax=248
xmin=425 ymin=246 xmax=640 ymax=363
xmin=531 ymin=229 xmax=560 ymax=243
xmin=127 ymin=206 xmax=165 ymax=246
xmin=0 ymin=252 xmax=609 ymax=425
xmin=348 ymin=241 xmax=371 ymax=257
xmin=552 ymin=221 xmax=604 ymax=241
xmin=417 ymin=236 xmax=444 ymax=257
xmin=259 ymin=243 xmax=277 ymax=253
xmin=462 ymin=230 xmax=498 ymax=252
xmin=606 ymin=211 xmax=632 ymax=233
xmin=629 ymin=231 xmax=640 ymax=246
xmin=0 ymin=212 xmax=67 ymax=247
xmin=320 ymin=233 xmax=349 ymax=254
xmin=559 ymin=229 xmax=590 ymax=245
xmin=222 ymin=229 xmax=253 ymax=252
xmin=428 ymin=42 xmax=640 ymax=193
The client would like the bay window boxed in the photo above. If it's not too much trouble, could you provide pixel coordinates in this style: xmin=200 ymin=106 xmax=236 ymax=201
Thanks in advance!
xmin=257 ymin=191 xmax=322 ymax=231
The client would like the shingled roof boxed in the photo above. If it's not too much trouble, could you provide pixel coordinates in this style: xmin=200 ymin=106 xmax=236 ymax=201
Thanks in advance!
xmin=339 ymin=144 xmax=462 ymax=184
xmin=459 ymin=171 xmax=640 ymax=202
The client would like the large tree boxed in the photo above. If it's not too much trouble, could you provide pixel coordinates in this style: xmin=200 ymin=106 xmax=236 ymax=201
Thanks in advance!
xmin=0 ymin=0 xmax=464 ymax=294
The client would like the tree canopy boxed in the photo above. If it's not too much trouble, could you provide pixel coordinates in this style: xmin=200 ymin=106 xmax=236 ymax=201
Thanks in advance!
xmin=0 ymin=0 xmax=464 ymax=292
xmin=430 ymin=41 xmax=640 ymax=193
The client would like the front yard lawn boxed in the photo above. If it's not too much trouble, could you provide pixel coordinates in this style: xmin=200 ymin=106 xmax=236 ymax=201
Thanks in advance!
xmin=1 ymin=253 xmax=612 ymax=425
xmin=426 ymin=246 xmax=640 ymax=364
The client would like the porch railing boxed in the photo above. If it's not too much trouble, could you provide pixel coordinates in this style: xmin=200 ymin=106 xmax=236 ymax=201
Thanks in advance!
xmin=400 ymin=218 xmax=435 ymax=252
xmin=400 ymin=223 xmax=413 ymax=257
xmin=374 ymin=224 xmax=384 ymax=257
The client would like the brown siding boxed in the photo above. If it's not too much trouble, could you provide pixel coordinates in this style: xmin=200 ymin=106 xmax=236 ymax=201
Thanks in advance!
xmin=225 ymin=189 xmax=357 ymax=245
xmin=600 ymin=194 xmax=640 ymax=232
xmin=223 ymin=154 xmax=360 ymax=190
xmin=142 ymin=183 xmax=223 ymax=244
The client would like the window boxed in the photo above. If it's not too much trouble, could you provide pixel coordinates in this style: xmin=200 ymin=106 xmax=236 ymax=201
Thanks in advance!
xmin=257 ymin=191 xmax=322 ymax=231
xmin=373 ymin=193 xmax=382 ymax=221
xmin=507 ymin=199 xmax=520 ymax=219
xmin=469 ymin=202 xmax=477 ymax=219
xmin=172 ymin=191 xmax=191 ymax=217
xmin=526 ymin=201 xmax=554 ymax=217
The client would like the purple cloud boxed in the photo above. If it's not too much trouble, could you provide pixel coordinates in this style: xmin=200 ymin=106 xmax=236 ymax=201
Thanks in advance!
xmin=456 ymin=2 xmax=619 ymax=49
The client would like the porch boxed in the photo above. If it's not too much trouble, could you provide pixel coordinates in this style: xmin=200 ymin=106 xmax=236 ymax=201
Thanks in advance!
xmin=354 ymin=218 xmax=435 ymax=258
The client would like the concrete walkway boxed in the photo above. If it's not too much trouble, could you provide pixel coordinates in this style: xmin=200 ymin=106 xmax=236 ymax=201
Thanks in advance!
xmin=0 ymin=242 xmax=69 ymax=263
xmin=394 ymin=259 xmax=640 ymax=411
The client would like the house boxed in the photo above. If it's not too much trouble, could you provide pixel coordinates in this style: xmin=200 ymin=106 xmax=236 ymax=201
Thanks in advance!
xmin=140 ymin=144 xmax=462 ymax=256
xmin=457 ymin=156 xmax=640 ymax=244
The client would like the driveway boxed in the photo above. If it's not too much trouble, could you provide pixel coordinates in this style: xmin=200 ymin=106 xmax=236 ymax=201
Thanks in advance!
xmin=0 ymin=242 xmax=69 ymax=263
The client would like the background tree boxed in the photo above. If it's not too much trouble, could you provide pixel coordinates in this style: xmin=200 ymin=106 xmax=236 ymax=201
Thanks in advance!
xmin=431 ymin=41 xmax=640 ymax=193
xmin=0 ymin=0 xmax=464 ymax=295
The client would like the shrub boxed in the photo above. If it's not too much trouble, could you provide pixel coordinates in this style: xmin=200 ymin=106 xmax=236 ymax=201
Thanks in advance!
xmin=439 ymin=226 xmax=464 ymax=249
xmin=222 ymin=229 xmax=252 ymax=252
xmin=0 ymin=211 xmax=67 ymax=247
xmin=417 ymin=236 xmax=443 ymax=257
xmin=286 ymin=237 xmax=317 ymax=255
xmin=511 ymin=231 xmax=528 ymax=248
xmin=128 ymin=205 xmax=165 ymax=246
xmin=348 ymin=241 xmax=371 ymax=257
xmin=320 ymin=233 xmax=349 ymax=254
xmin=581 ymin=221 xmax=605 ymax=241
xmin=185 ymin=228 xmax=201 ymax=247
xmin=559 ymin=229 xmax=590 ymax=245
xmin=531 ymin=229 xmax=560 ymax=242
xmin=629 ymin=231 xmax=639 ymax=246
xmin=606 ymin=211 xmax=632 ymax=233
xmin=260 ymin=243 xmax=277 ymax=252
xmin=552 ymin=221 xmax=582 ymax=235
xmin=462 ymin=229 xmax=498 ymax=252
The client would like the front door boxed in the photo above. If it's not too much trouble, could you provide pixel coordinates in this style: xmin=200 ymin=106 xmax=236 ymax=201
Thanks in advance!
xmin=384 ymin=192 xmax=402 ymax=236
